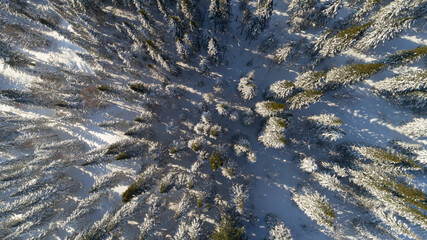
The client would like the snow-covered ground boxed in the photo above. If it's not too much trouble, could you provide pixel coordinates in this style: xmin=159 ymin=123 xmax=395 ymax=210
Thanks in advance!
xmin=0 ymin=0 xmax=426 ymax=239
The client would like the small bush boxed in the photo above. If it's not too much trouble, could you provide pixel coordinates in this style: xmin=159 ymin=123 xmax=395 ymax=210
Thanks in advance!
xmin=211 ymin=210 xmax=246 ymax=240
xmin=122 ymin=179 xmax=146 ymax=202
xmin=116 ymin=152 xmax=131 ymax=160
xmin=209 ymin=152 xmax=223 ymax=171
xmin=97 ymin=85 xmax=112 ymax=91
xmin=129 ymin=83 xmax=149 ymax=94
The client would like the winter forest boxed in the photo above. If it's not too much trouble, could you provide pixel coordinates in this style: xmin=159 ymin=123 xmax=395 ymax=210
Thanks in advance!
xmin=0 ymin=0 xmax=426 ymax=239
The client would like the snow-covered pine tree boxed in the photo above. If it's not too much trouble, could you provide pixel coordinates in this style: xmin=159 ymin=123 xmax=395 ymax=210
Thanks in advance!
xmin=314 ymin=22 xmax=373 ymax=58
xmin=199 ymin=56 xmax=210 ymax=75
xmin=287 ymin=0 xmax=320 ymax=32
xmin=287 ymin=90 xmax=322 ymax=110
xmin=292 ymin=188 xmax=335 ymax=231
xmin=176 ymin=37 xmax=191 ymax=61
xmin=207 ymin=37 xmax=223 ymax=66
xmin=265 ymin=213 xmax=293 ymax=240
xmin=255 ymin=0 xmax=273 ymax=31
xmin=354 ymin=0 xmax=418 ymax=52
xmin=255 ymin=101 xmax=286 ymax=117
xmin=209 ymin=0 xmax=231 ymax=31
xmin=231 ymin=184 xmax=248 ymax=214
xmin=307 ymin=114 xmax=345 ymax=142
xmin=324 ymin=63 xmax=385 ymax=90
xmin=258 ymin=117 xmax=287 ymax=148
xmin=373 ymin=70 xmax=427 ymax=112
xmin=294 ymin=70 xmax=326 ymax=91
xmin=266 ymin=80 xmax=295 ymax=100
xmin=238 ymin=70 xmax=257 ymax=100
xmin=271 ymin=44 xmax=294 ymax=64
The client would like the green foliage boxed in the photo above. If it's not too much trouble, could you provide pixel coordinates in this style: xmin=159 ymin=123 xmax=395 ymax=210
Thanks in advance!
xmin=362 ymin=147 xmax=422 ymax=169
xmin=335 ymin=22 xmax=373 ymax=41
xmin=169 ymin=146 xmax=179 ymax=154
xmin=347 ymin=63 xmax=386 ymax=77
xmin=191 ymin=142 xmax=200 ymax=151
xmin=159 ymin=182 xmax=167 ymax=193
xmin=38 ymin=18 xmax=55 ymax=28
xmin=265 ymin=101 xmax=286 ymax=111
xmin=387 ymin=45 xmax=427 ymax=65
xmin=211 ymin=211 xmax=246 ymax=240
xmin=197 ymin=195 xmax=203 ymax=208
xmin=122 ymin=179 xmax=146 ymax=202
xmin=55 ymin=102 xmax=70 ymax=108
xmin=274 ymin=117 xmax=287 ymax=128
xmin=116 ymin=152 xmax=131 ymax=160
xmin=97 ymin=85 xmax=111 ymax=91
xmin=288 ymin=90 xmax=323 ymax=110
xmin=129 ymin=83 xmax=148 ymax=94
xmin=210 ymin=152 xmax=223 ymax=171
xmin=134 ymin=117 xmax=145 ymax=123
xmin=210 ymin=129 xmax=218 ymax=137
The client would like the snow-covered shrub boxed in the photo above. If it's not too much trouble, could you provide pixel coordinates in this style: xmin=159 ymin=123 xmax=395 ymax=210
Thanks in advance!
xmin=211 ymin=210 xmax=245 ymax=239
xmin=81 ymin=194 xmax=145 ymax=240
xmin=266 ymin=80 xmax=296 ymax=100
xmin=374 ymin=71 xmax=427 ymax=95
xmin=174 ymin=193 xmax=190 ymax=220
xmin=271 ymin=44 xmax=293 ymax=64
xmin=194 ymin=111 xmax=222 ymax=138
xmin=292 ymin=188 xmax=335 ymax=231
xmin=234 ymin=138 xmax=250 ymax=157
xmin=300 ymin=156 xmax=318 ymax=173
xmin=65 ymin=191 xmax=109 ymax=225
xmin=238 ymin=70 xmax=257 ymax=100
xmin=265 ymin=213 xmax=293 ymax=240
xmin=209 ymin=151 xmax=224 ymax=171
xmin=307 ymin=114 xmax=345 ymax=141
xmin=216 ymin=101 xmax=230 ymax=116
xmin=173 ymin=217 xmax=202 ymax=240
xmin=255 ymin=101 xmax=286 ymax=117
xmin=229 ymin=110 xmax=239 ymax=122
xmin=89 ymin=171 xmax=126 ymax=193
xmin=199 ymin=57 xmax=210 ymax=75
xmin=234 ymin=137 xmax=256 ymax=163
xmin=222 ymin=159 xmax=237 ymax=179
xmin=258 ymin=117 xmax=287 ymax=148
xmin=188 ymin=137 xmax=206 ymax=152
xmin=159 ymin=172 xmax=175 ymax=193
xmin=231 ymin=184 xmax=248 ymax=214
xmin=122 ymin=165 xmax=158 ymax=202
xmin=242 ymin=108 xmax=255 ymax=126
xmin=139 ymin=200 xmax=160 ymax=240
xmin=390 ymin=140 xmax=427 ymax=165
xmin=287 ymin=90 xmax=322 ymax=110
xmin=168 ymin=139 xmax=185 ymax=156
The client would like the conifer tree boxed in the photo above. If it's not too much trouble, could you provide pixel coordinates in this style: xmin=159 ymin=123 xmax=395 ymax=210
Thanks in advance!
xmin=238 ymin=70 xmax=257 ymax=100
xmin=207 ymin=37 xmax=223 ymax=66
xmin=255 ymin=101 xmax=286 ymax=117
xmin=255 ymin=0 xmax=273 ymax=31
xmin=258 ymin=117 xmax=287 ymax=148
